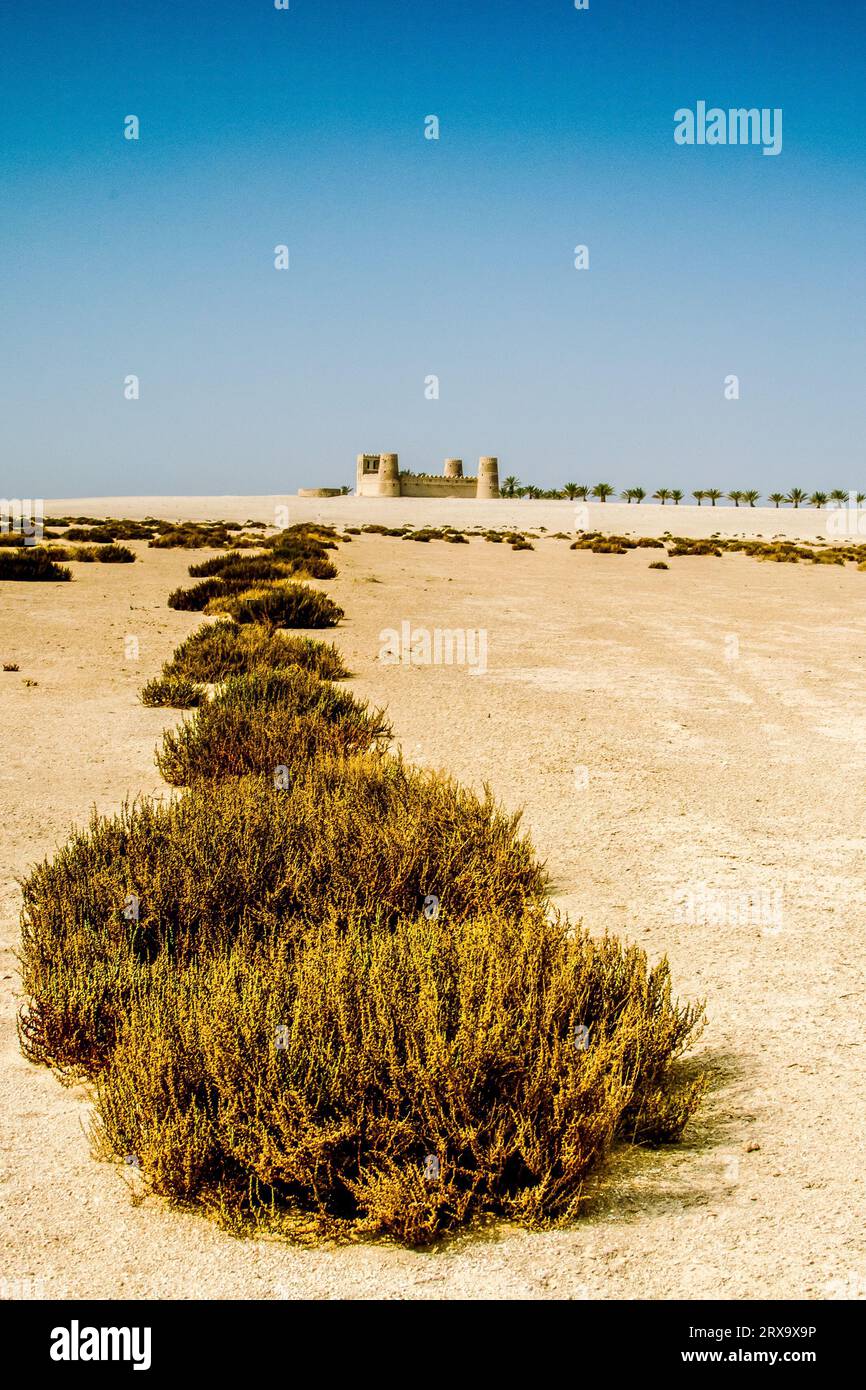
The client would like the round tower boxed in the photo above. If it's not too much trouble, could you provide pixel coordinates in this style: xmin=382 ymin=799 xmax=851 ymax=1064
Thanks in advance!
xmin=443 ymin=457 xmax=463 ymax=479
xmin=476 ymin=456 xmax=500 ymax=499
xmin=378 ymin=453 xmax=401 ymax=498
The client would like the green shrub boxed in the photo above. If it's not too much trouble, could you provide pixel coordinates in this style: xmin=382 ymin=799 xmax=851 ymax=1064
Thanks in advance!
xmin=140 ymin=675 xmax=205 ymax=709
xmin=648 ymin=561 xmax=669 ymax=570
xmin=162 ymin=621 xmax=349 ymax=682
xmin=205 ymin=581 xmax=344 ymax=628
xmin=0 ymin=550 xmax=71 ymax=582
xmin=155 ymin=673 xmax=390 ymax=784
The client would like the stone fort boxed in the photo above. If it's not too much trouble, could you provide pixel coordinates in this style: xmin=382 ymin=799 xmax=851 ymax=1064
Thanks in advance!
xmin=355 ymin=454 xmax=500 ymax=499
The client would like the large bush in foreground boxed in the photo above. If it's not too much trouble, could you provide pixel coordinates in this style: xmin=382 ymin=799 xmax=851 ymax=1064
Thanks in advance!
xmin=94 ymin=912 xmax=704 ymax=1242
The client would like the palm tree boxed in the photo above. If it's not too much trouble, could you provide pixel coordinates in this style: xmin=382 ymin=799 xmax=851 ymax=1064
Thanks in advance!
xmin=768 ymin=492 xmax=785 ymax=508
xmin=809 ymin=491 xmax=828 ymax=508
xmin=524 ymin=485 xmax=541 ymax=500
xmin=705 ymin=488 xmax=723 ymax=507
xmin=591 ymin=483 xmax=614 ymax=502
xmin=632 ymin=486 xmax=646 ymax=504
xmin=787 ymin=488 xmax=806 ymax=509
xmin=829 ymin=489 xmax=848 ymax=506
xmin=653 ymin=488 xmax=671 ymax=505
xmin=621 ymin=488 xmax=635 ymax=504
xmin=501 ymin=475 xmax=519 ymax=498
xmin=728 ymin=490 xmax=743 ymax=508
xmin=742 ymin=489 xmax=760 ymax=507
xmin=670 ymin=489 xmax=683 ymax=505
xmin=562 ymin=483 xmax=580 ymax=500
xmin=857 ymin=493 xmax=866 ymax=505
xmin=573 ymin=485 xmax=589 ymax=500
xmin=693 ymin=490 xmax=705 ymax=506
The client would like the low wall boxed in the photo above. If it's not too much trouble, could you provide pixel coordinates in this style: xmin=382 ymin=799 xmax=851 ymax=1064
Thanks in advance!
xmin=399 ymin=476 xmax=477 ymax=498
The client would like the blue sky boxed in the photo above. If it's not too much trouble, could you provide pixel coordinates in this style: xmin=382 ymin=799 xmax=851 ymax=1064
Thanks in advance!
xmin=2 ymin=0 xmax=864 ymax=497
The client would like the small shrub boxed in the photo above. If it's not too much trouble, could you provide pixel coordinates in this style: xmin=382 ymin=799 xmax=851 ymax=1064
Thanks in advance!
xmin=0 ymin=551 xmax=71 ymax=582
xmin=64 ymin=528 xmax=115 ymax=543
xmin=648 ymin=561 xmax=669 ymax=570
xmin=162 ymin=622 xmax=349 ymax=682
xmin=168 ymin=577 xmax=249 ymax=611
xmin=140 ymin=676 xmax=205 ymax=709
xmin=94 ymin=544 xmax=136 ymax=564
xmin=155 ymin=672 xmax=390 ymax=784
xmin=205 ymin=582 xmax=344 ymax=629
xmin=3 ymin=662 xmax=20 ymax=672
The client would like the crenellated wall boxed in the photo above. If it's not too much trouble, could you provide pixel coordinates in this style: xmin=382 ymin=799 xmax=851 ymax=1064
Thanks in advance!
xmin=354 ymin=454 xmax=500 ymax=499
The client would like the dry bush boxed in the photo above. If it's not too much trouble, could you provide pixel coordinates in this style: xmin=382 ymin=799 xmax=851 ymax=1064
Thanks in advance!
xmin=92 ymin=910 xmax=704 ymax=1243
xmin=168 ymin=577 xmax=251 ymax=611
xmin=204 ymin=581 xmax=344 ymax=628
xmin=189 ymin=552 xmax=337 ymax=582
xmin=140 ymin=675 xmax=205 ymax=709
xmin=19 ymin=758 xmax=548 ymax=1075
xmin=0 ymin=550 xmax=71 ymax=581
xmin=648 ymin=561 xmax=669 ymax=570
xmin=162 ymin=621 xmax=349 ymax=682
xmin=155 ymin=672 xmax=391 ymax=784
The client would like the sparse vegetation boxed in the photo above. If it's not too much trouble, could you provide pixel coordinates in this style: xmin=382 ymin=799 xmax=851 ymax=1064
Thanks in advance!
xmin=162 ymin=622 xmax=349 ymax=683
xmin=204 ymin=581 xmax=344 ymax=628
xmin=0 ymin=551 xmax=71 ymax=582
xmin=140 ymin=675 xmax=205 ymax=709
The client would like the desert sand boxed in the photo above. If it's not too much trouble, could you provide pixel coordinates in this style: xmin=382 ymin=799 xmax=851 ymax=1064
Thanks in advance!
xmin=1 ymin=498 xmax=865 ymax=1300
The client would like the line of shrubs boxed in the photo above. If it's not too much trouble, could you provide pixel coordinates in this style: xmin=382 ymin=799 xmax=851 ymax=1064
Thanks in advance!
xmin=18 ymin=526 xmax=706 ymax=1245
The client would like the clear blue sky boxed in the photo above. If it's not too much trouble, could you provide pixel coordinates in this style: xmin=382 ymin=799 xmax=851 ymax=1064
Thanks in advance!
xmin=2 ymin=0 xmax=864 ymax=497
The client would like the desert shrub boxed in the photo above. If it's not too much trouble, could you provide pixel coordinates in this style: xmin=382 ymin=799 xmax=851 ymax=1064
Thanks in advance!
xmin=65 ymin=527 xmax=115 ymax=543
xmin=0 ymin=550 xmax=71 ymax=582
xmin=18 ymin=759 xmax=549 ymax=1073
xmin=140 ymin=676 xmax=205 ymax=709
xmin=636 ymin=538 xmax=665 ymax=549
xmin=162 ymin=621 xmax=349 ymax=682
xmin=511 ymin=539 xmax=534 ymax=551
xmin=484 ymin=532 xmax=504 ymax=543
xmin=205 ymin=581 xmax=343 ymax=628
xmin=344 ymin=527 xmax=361 ymax=535
xmin=167 ymin=577 xmax=250 ymax=611
xmin=69 ymin=544 xmax=136 ymax=564
xmin=648 ymin=561 xmax=669 ymax=570
xmin=155 ymin=671 xmax=390 ymax=784
xmin=4 ymin=662 xmax=20 ymax=671
xmin=189 ymin=551 xmax=338 ymax=583
xmin=89 ymin=909 xmax=704 ymax=1244
xmin=94 ymin=544 xmax=136 ymax=564
xmin=444 ymin=533 xmax=469 ymax=543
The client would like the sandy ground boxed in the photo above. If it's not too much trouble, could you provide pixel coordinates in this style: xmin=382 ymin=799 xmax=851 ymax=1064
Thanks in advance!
xmin=2 ymin=505 xmax=865 ymax=1300
xmin=43 ymin=495 xmax=857 ymax=543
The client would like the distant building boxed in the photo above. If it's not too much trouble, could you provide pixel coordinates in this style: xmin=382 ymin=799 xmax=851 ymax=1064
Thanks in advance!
xmin=355 ymin=454 xmax=500 ymax=499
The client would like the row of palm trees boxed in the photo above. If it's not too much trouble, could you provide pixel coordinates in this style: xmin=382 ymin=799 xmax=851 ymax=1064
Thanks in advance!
xmin=498 ymin=479 xmax=863 ymax=508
